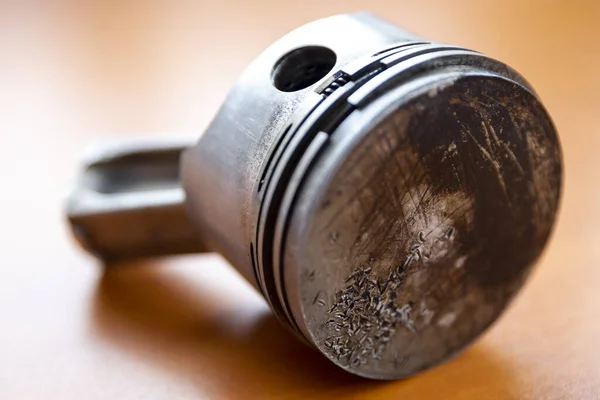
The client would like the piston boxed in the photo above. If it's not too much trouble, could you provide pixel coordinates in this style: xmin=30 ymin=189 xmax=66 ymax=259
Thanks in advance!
xmin=67 ymin=13 xmax=562 ymax=379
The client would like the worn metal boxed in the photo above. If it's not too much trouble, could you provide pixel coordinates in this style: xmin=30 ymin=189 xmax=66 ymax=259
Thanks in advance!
xmin=67 ymin=13 xmax=562 ymax=379
xmin=67 ymin=139 xmax=206 ymax=261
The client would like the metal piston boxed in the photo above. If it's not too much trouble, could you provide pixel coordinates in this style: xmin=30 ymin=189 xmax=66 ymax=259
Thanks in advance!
xmin=67 ymin=13 xmax=562 ymax=379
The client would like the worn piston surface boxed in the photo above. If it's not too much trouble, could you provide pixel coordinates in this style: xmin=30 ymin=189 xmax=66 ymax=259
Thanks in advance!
xmin=69 ymin=13 xmax=562 ymax=379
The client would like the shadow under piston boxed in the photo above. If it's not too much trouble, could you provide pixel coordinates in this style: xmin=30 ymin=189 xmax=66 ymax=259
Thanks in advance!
xmin=90 ymin=260 xmax=377 ymax=398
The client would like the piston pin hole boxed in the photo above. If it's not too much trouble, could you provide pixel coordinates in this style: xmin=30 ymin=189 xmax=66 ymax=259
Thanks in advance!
xmin=272 ymin=46 xmax=337 ymax=92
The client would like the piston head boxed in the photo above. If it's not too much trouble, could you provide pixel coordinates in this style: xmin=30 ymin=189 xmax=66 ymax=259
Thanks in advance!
xmin=181 ymin=14 xmax=561 ymax=379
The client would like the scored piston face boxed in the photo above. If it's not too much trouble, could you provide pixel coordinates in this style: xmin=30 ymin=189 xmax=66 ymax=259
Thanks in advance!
xmin=287 ymin=76 xmax=561 ymax=378
xmin=252 ymin=47 xmax=561 ymax=377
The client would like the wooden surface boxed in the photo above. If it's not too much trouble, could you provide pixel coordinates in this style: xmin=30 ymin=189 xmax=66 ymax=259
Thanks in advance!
xmin=1 ymin=1 xmax=599 ymax=399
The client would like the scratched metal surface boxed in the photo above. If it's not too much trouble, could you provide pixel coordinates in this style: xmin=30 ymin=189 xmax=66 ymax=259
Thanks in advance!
xmin=0 ymin=1 xmax=599 ymax=399
xmin=293 ymin=76 xmax=561 ymax=378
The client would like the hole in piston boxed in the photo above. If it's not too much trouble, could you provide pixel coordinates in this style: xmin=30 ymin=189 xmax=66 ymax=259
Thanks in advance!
xmin=272 ymin=46 xmax=337 ymax=92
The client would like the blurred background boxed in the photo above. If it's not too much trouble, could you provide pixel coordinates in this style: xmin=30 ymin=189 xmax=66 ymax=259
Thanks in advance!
xmin=0 ymin=1 xmax=599 ymax=399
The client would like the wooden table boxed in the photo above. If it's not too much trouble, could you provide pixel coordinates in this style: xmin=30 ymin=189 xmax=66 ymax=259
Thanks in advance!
xmin=1 ymin=1 xmax=599 ymax=398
